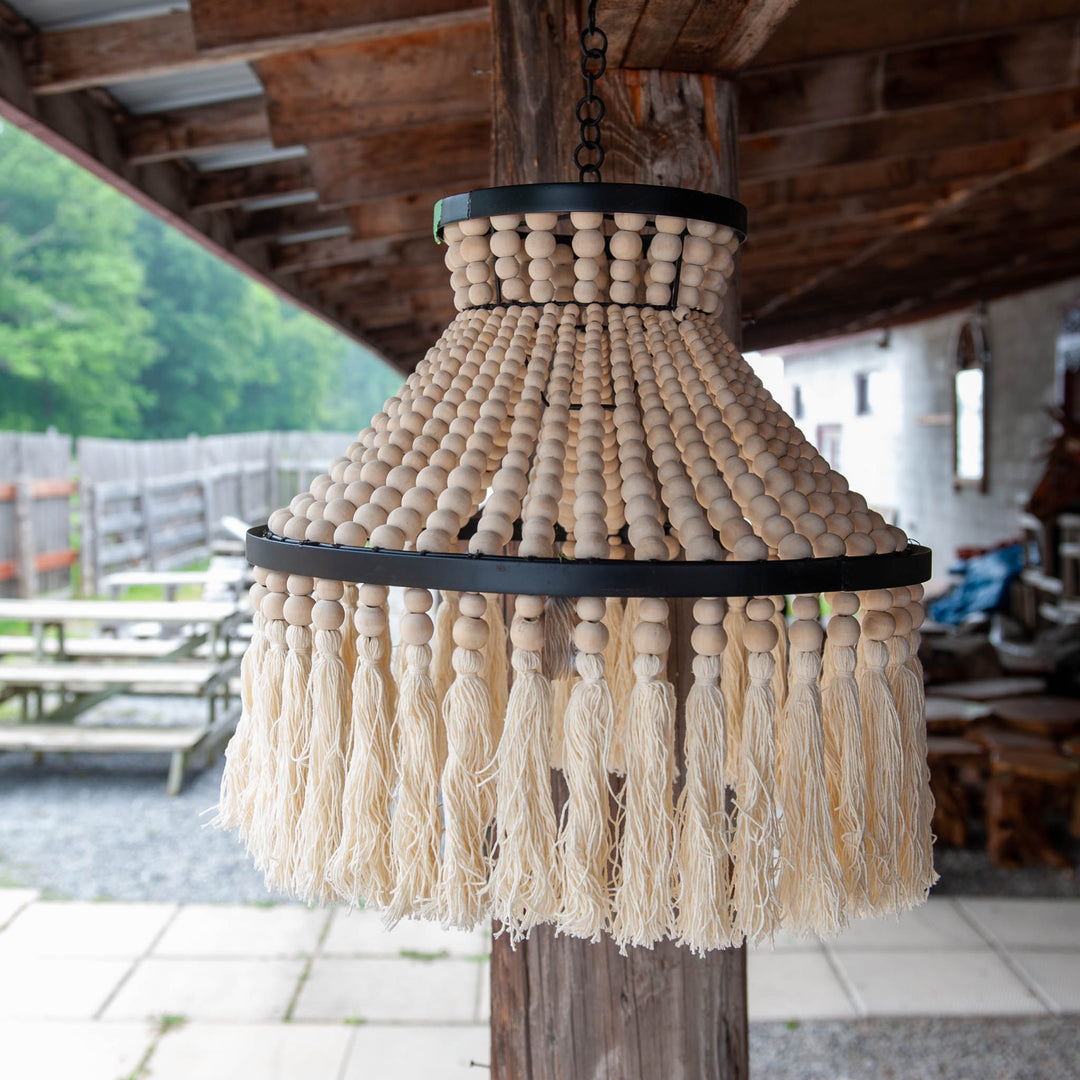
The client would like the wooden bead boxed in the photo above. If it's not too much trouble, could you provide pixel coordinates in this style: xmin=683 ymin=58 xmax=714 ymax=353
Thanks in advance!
xmin=743 ymin=620 xmax=778 ymax=653
xmin=507 ymin=595 xmax=542 ymax=621
xmin=333 ymin=521 xmax=368 ymax=547
xmin=282 ymin=515 xmax=308 ymax=541
xmin=404 ymin=587 xmax=433 ymax=613
xmin=828 ymin=613 xmax=860 ymax=646
xmin=510 ymin=616 xmax=543 ymax=652
xmin=811 ymin=532 xmax=845 ymax=557
xmin=354 ymin=603 xmax=387 ymax=637
xmin=845 ymin=532 xmax=877 ymax=557
xmin=458 ymin=592 xmax=486 ymax=618
xmin=369 ymin=524 xmax=406 ymax=549
xmin=639 ymin=596 xmax=668 ymax=622
xmin=775 ymin=532 xmax=812 ymax=561
xmin=267 ymin=508 xmax=291 ymax=536
xmin=283 ymin=594 xmax=314 ymax=626
xmin=734 ymin=535 xmax=769 ymax=561
xmin=610 ymin=231 xmax=642 ymax=260
xmin=314 ymin=579 xmax=344 ymax=601
xmin=572 ymin=229 xmax=605 ymax=258
xmin=576 ymin=596 xmax=606 ymax=622
xmin=746 ymin=597 xmax=775 ymax=621
xmin=693 ymin=597 xmax=724 ymax=624
xmin=691 ymin=622 xmax=726 ymax=656
xmin=789 ymin=618 xmax=823 ymax=651
xmin=305 ymin=519 xmax=335 ymax=544
xmin=790 ymin=595 xmax=819 ymax=620
xmin=261 ymin=591 xmax=286 ymax=621
xmin=575 ymin=619 xmax=608 ymax=653
xmin=401 ymin=611 xmax=434 ymax=645
xmin=308 ymin=599 xmax=342 ymax=631
xmin=459 ymin=216 xmax=489 ymax=236
xmin=891 ymin=607 xmax=913 ymax=636
xmin=453 ymin=614 xmax=489 ymax=650
xmin=861 ymin=610 xmax=895 ymax=642
xmin=632 ymin=620 xmax=670 ymax=656
xmin=356 ymin=583 xmax=385 ymax=607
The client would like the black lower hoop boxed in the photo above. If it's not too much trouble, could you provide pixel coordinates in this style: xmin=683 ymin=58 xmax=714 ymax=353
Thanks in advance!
xmin=247 ymin=526 xmax=931 ymax=599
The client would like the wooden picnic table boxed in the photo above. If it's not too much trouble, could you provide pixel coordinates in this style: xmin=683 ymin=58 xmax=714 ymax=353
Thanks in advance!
xmin=0 ymin=598 xmax=243 ymax=661
xmin=0 ymin=597 xmax=245 ymax=794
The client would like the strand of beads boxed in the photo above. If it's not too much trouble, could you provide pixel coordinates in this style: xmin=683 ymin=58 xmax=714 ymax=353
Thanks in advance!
xmin=490 ymin=593 xmax=559 ymax=939
xmin=776 ymin=594 xmax=844 ymax=938
xmin=613 ymin=595 xmax=676 ymax=948
xmin=731 ymin=595 xmax=782 ymax=943
xmin=674 ymin=597 xmax=734 ymax=954
xmin=328 ymin=582 xmax=394 ymax=907
xmin=490 ymin=215 xmax=529 ymax=303
xmin=644 ymin=215 xmax=684 ymax=308
xmin=388 ymin=587 xmax=442 ymax=923
xmin=556 ymin=595 xmax=617 ymax=941
xmin=437 ymin=590 xmax=496 ymax=927
xmin=856 ymin=589 xmax=903 ymax=915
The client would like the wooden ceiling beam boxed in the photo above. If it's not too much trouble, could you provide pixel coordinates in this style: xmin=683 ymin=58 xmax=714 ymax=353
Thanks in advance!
xmin=257 ymin=22 xmax=491 ymax=146
xmin=189 ymin=158 xmax=315 ymax=212
xmin=232 ymin=204 xmax=351 ymax=245
xmin=348 ymin=191 xmax=447 ymax=242
xmin=740 ymin=86 xmax=1080 ymax=179
xmin=752 ymin=0 xmax=1080 ymax=68
xmin=751 ymin=124 xmax=1080 ymax=319
xmin=24 ymin=3 xmax=488 ymax=96
xmin=190 ymin=0 xmax=486 ymax=52
xmin=657 ymin=0 xmax=806 ymax=73
xmin=308 ymin=120 xmax=490 ymax=208
xmin=739 ymin=20 xmax=1079 ymax=136
xmin=123 ymin=96 xmax=269 ymax=166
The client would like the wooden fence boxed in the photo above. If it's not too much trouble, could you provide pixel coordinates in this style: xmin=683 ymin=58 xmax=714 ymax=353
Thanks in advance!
xmin=0 ymin=430 xmax=77 ymax=599
xmin=77 ymin=431 xmax=352 ymax=594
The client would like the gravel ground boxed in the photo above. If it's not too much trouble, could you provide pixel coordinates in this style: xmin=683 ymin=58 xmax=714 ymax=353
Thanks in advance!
xmin=0 ymin=694 xmax=1077 ymax=902
xmin=749 ymin=1017 xmax=1080 ymax=1080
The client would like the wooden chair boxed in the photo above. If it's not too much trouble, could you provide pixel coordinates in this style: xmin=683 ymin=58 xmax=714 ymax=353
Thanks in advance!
xmin=926 ymin=736 xmax=988 ymax=848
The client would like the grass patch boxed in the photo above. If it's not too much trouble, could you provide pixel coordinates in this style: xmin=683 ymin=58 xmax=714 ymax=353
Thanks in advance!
xmin=158 ymin=1014 xmax=187 ymax=1034
xmin=399 ymin=948 xmax=450 ymax=962
xmin=785 ymin=1019 xmax=801 ymax=1031
xmin=343 ymin=1016 xmax=367 ymax=1026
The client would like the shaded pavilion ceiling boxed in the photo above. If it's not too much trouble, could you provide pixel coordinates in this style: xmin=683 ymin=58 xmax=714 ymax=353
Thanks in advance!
xmin=1 ymin=0 xmax=1079 ymax=373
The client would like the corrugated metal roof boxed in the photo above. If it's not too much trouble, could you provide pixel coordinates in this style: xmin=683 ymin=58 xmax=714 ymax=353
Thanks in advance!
xmin=105 ymin=63 xmax=263 ymax=115
xmin=10 ymin=0 xmax=186 ymax=32
xmin=191 ymin=142 xmax=306 ymax=172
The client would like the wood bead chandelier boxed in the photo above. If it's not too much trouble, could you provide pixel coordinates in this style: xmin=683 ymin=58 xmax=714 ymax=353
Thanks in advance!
xmin=216 ymin=178 xmax=935 ymax=953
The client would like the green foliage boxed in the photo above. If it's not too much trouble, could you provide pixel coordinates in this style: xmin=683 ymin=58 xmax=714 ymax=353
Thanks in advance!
xmin=0 ymin=121 xmax=402 ymax=439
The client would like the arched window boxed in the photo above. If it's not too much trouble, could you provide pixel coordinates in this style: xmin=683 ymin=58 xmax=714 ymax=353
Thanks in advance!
xmin=953 ymin=312 xmax=990 ymax=493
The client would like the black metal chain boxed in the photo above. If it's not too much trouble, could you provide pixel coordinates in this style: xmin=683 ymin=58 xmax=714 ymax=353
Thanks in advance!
xmin=574 ymin=0 xmax=607 ymax=182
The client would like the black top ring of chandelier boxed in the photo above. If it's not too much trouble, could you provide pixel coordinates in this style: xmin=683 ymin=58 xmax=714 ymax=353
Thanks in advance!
xmin=434 ymin=183 xmax=749 ymax=244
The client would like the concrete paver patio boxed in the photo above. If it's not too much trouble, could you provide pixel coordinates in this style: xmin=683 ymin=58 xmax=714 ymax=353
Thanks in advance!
xmin=0 ymin=890 xmax=1076 ymax=1079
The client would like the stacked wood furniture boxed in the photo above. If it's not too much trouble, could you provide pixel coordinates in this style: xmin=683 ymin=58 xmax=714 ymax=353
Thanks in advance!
xmin=925 ymin=683 xmax=1080 ymax=868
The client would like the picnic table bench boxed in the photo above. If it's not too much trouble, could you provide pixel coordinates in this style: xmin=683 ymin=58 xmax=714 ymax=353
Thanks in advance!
xmin=103 ymin=566 xmax=249 ymax=602
xmin=0 ymin=597 xmax=245 ymax=794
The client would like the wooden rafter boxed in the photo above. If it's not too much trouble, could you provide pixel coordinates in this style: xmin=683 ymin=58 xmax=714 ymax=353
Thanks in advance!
xmin=188 ymin=158 xmax=316 ymax=212
xmin=123 ymin=96 xmax=270 ymax=166
xmin=24 ymin=3 xmax=489 ymax=96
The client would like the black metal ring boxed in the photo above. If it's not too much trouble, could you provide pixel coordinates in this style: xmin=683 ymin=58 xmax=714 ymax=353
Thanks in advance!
xmin=247 ymin=526 xmax=931 ymax=599
xmin=435 ymin=183 xmax=748 ymax=243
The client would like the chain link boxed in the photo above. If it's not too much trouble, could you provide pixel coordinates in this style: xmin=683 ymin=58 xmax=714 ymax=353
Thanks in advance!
xmin=574 ymin=0 xmax=607 ymax=182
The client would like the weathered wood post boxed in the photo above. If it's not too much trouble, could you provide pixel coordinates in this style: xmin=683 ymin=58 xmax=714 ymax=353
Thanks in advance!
xmin=489 ymin=2 xmax=749 ymax=1077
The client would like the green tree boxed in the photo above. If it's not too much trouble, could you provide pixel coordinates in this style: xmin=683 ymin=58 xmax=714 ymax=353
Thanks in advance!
xmin=0 ymin=121 xmax=157 ymax=436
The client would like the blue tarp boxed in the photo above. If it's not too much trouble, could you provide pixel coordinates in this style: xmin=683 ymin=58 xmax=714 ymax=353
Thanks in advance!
xmin=929 ymin=543 xmax=1025 ymax=625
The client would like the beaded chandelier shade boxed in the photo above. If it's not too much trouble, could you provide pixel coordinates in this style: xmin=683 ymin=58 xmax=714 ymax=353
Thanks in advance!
xmin=216 ymin=182 xmax=934 ymax=954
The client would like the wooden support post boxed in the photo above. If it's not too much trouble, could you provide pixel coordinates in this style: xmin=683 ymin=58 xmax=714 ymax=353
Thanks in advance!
xmin=489 ymin=3 xmax=747 ymax=1078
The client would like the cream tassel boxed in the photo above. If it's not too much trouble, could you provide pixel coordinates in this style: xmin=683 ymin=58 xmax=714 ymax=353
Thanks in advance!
xmin=907 ymin=587 xmax=938 ymax=896
xmin=341 ymin=583 xmax=359 ymax=685
xmin=489 ymin=598 xmax=560 ymax=940
xmin=769 ymin=595 xmax=789 ymax=710
xmin=330 ymin=586 xmax=395 ymax=907
xmin=674 ymin=620 xmax=733 ymax=954
xmin=432 ymin=590 xmax=458 ymax=707
xmin=821 ymin=598 xmax=870 ymax=916
xmin=437 ymin=592 xmax=496 ymax=928
xmin=887 ymin=601 xmax=935 ymax=907
xmin=245 ymin=613 xmax=287 ymax=859
xmin=612 ymin=599 xmax=676 ymax=950
xmin=776 ymin=612 xmax=845 ymax=938
xmin=857 ymin=601 xmax=904 ymax=915
xmin=731 ymin=601 xmax=781 ymax=944
xmin=293 ymin=598 xmax=349 ymax=904
xmin=543 ymin=595 xmax=577 ymax=681
xmin=722 ymin=596 xmax=748 ymax=787
xmin=548 ymin=674 xmax=574 ymax=771
xmin=556 ymin=599 xmax=617 ymax=940
xmin=215 ymin=592 xmax=266 ymax=833
xmin=482 ymin=594 xmax=509 ymax=741
xmin=387 ymin=588 xmax=442 ymax=924
xmin=267 ymin=620 xmax=313 ymax=894
xmin=603 ymin=597 xmax=628 ymax=774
